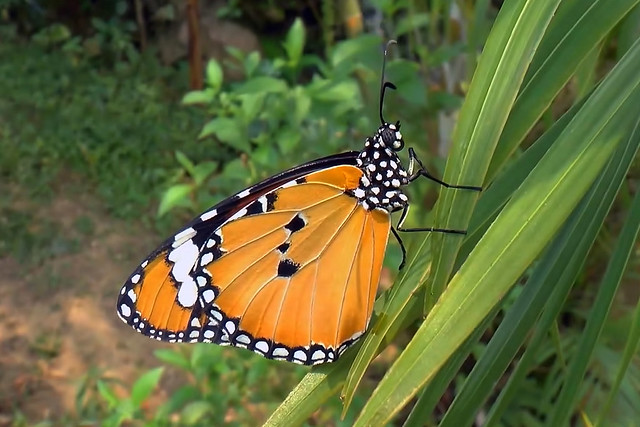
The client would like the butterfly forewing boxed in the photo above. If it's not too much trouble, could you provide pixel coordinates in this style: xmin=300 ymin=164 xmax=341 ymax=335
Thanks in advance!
xmin=117 ymin=159 xmax=392 ymax=365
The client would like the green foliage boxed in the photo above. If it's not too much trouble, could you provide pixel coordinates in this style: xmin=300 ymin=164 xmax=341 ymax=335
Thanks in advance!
xmin=89 ymin=346 xmax=308 ymax=426
xmin=0 ymin=41 xmax=208 ymax=219
xmin=160 ymin=19 xmax=429 ymax=217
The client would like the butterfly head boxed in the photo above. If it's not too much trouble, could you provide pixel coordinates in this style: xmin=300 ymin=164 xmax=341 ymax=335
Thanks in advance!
xmin=377 ymin=121 xmax=404 ymax=151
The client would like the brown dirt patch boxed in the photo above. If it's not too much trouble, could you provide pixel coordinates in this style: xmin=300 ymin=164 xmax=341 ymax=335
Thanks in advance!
xmin=0 ymin=183 xmax=178 ymax=424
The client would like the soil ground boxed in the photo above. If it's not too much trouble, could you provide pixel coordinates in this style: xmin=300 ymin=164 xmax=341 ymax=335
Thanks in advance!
xmin=0 ymin=179 xmax=181 ymax=424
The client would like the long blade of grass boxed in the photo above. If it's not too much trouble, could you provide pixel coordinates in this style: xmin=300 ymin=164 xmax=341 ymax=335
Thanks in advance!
xmin=353 ymin=36 xmax=640 ymax=426
xmin=427 ymin=0 xmax=561 ymax=311
xmin=441 ymin=105 xmax=640 ymax=427
xmin=484 ymin=96 xmax=640 ymax=425
xmin=487 ymin=0 xmax=640 ymax=180
xmin=547 ymin=120 xmax=640 ymax=425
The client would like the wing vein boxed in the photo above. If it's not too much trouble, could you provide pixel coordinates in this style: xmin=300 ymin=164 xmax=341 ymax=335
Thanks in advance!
xmin=333 ymin=211 xmax=368 ymax=347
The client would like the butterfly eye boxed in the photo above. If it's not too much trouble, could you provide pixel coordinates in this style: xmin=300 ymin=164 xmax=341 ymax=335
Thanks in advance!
xmin=392 ymin=137 xmax=404 ymax=151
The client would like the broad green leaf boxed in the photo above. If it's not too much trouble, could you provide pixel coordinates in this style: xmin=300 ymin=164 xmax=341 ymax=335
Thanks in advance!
xmin=182 ymin=89 xmax=215 ymax=105
xmin=199 ymin=117 xmax=250 ymax=152
xmin=284 ymin=18 xmax=305 ymax=66
xmin=181 ymin=401 xmax=214 ymax=425
xmin=157 ymin=184 xmax=193 ymax=217
xmin=234 ymin=77 xmax=288 ymax=95
xmin=130 ymin=367 xmax=164 ymax=408
xmin=206 ymin=59 xmax=223 ymax=91
xmin=354 ymin=32 xmax=640 ymax=427
xmin=154 ymin=349 xmax=191 ymax=371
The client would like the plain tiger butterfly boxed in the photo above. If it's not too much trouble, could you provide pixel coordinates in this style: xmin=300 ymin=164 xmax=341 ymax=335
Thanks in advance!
xmin=116 ymin=41 xmax=481 ymax=365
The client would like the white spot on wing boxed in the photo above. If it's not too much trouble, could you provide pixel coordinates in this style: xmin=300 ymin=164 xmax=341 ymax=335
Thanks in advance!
xmin=200 ymin=252 xmax=214 ymax=266
xmin=200 ymin=208 xmax=217 ymax=221
xmin=119 ymin=304 xmax=131 ymax=317
xmin=255 ymin=341 xmax=269 ymax=354
xmin=173 ymin=227 xmax=196 ymax=247
xmin=131 ymin=274 xmax=140 ymax=284
xmin=168 ymin=240 xmax=199 ymax=282
xmin=225 ymin=321 xmax=236 ymax=335
xmin=177 ymin=278 xmax=198 ymax=307
xmin=202 ymin=289 xmax=215 ymax=303
xmin=236 ymin=334 xmax=251 ymax=345
xmin=229 ymin=208 xmax=248 ymax=221
xmin=354 ymin=188 xmax=365 ymax=198
xmin=293 ymin=350 xmax=307 ymax=363
xmin=273 ymin=347 xmax=289 ymax=357
xmin=312 ymin=349 xmax=326 ymax=361
xmin=127 ymin=289 xmax=137 ymax=303
xmin=236 ymin=189 xmax=251 ymax=198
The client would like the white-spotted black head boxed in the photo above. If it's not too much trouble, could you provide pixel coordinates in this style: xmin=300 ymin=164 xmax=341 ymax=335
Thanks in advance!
xmin=379 ymin=121 xmax=404 ymax=151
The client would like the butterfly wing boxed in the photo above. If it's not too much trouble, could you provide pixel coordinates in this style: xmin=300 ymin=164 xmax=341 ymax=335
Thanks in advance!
xmin=117 ymin=153 xmax=391 ymax=365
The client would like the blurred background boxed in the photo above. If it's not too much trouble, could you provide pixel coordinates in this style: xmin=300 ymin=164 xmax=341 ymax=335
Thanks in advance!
xmin=0 ymin=0 xmax=638 ymax=426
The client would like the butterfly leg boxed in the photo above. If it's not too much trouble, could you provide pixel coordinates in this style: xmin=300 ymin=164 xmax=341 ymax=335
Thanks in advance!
xmin=407 ymin=148 xmax=482 ymax=191
xmin=392 ymin=204 xmax=467 ymax=270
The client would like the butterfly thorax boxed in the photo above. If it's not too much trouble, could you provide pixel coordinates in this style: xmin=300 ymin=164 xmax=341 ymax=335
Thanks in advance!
xmin=353 ymin=123 xmax=410 ymax=212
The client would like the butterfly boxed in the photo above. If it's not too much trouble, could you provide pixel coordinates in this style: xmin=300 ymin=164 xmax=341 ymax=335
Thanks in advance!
xmin=116 ymin=41 xmax=481 ymax=365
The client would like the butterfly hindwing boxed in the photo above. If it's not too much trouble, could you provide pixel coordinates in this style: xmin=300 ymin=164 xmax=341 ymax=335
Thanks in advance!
xmin=117 ymin=156 xmax=391 ymax=364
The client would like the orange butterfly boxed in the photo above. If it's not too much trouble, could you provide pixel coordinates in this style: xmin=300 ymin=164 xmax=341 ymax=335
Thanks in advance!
xmin=116 ymin=42 xmax=481 ymax=365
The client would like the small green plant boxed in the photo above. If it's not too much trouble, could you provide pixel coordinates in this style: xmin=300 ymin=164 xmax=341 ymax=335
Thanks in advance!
xmin=92 ymin=345 xmax=307 ymax=426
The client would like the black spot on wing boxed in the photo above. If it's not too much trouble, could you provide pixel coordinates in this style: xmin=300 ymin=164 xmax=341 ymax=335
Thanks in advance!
xmin=276 ymin=242 xmax=290 ymax=254
xmin=295 ymin=177 xmax=306 ymax=184
xmin=265 ymin=193 xmax=278 ymax=211
xmin=245 ymin=198 xmax=265 ymax=215
xmin=277 ymin=259 xmax=300 ymax=277
xmin=284 ymin=214 xmax=306 ymax=234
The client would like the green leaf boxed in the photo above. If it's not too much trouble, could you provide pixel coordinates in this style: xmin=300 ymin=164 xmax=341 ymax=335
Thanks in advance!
xmin=181 ymin=401 xmax=214 ymax=424
xmin=192 ymin=161 xmax=217 ymax=186
xmin=199 ymin=117 xmax=249 ymax=152
xmin=284 ymin=18 xmax=305 ymax=66
xmin=97 ymin=380 xmax=119 ymax=408
xmin=206 ymin=59 xmax=223 ymax=91
xmin=240 ymin=93 xmax=265 ymax=121
xmin=244 ymin=51 xmax=261 ymax=77
xmin=130 ymin=367 xmax=164 ymax=408
xmin=157 ymin=184 xmax=193 ymax=217
xmin=175 ymin=150 xmax=195 ymax=176
xmin=276 ymin=127 xmax=301 ymax=155
xmin=154 ymin=348 xmax=191 ymax=371
xmin=182 ymin=89 xmax=215 ymax=105
xmin=234 ymin=77 xmax=288 ymax=95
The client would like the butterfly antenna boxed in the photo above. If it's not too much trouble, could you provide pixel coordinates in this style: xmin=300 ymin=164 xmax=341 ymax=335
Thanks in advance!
xmin=379 ymin=39 xmax=398 ymax=125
